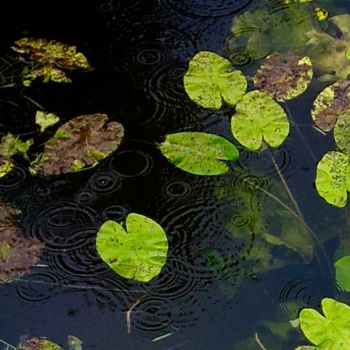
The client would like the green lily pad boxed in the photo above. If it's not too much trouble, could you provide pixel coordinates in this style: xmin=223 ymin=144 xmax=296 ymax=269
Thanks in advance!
xmin=334 ymin=114 xmax=350 ymax=154
xmin=35 ymin=111 xmax=60 ymax=132
xmin=334 ymin=256 xmax=350 ymax=291
xmin=11 ymin=37 xmax=92 ymax=84
xmin=254 ymin=53 xmax=313 ymax=102
xmin=33 ymin=113 xmax=124 ymax=175
xmin=159 ymin=132 xmax=239 ymax=175
xmin=311 ymin=80 xmax=350 ymax=132
xmin=346 ymin=47 xmax=350 ymax=60
xmin=19 ymin=337 xmax=63 ymax=350
xmin=230 ymin=90 xmax=290 ymax=151
xmin=299 ymin=298 xmax=350 ymax=349
xmin=315 ymin=151 xmax=350 ymax=207
xmin=183 ymin=51 xmax=247 ymax=110
xmin=96 ymin=213 xmax=168 ymax=282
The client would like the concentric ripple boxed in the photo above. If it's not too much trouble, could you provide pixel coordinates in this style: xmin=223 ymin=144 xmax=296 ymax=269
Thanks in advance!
xmin=88 ymin=170 xmax=122 ymax=194
xmin=0 ymin=165 xmax=28 ymax=191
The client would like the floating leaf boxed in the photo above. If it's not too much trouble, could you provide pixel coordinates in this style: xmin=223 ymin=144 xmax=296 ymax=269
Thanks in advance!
xmin=254 ymin=53 xmax=313 ymax=102
xmin=67 ymin=336 xmax=83 ymax=350
xmin=11 ymin=37 xmax=92 ymax=84
xmin=183 ymin=51 xmax=247 ymax=110
xmin=35 ymin=111 xmax=60 ymax=132
xmin=231 ymin=90 xmax=290 ymax=151
xmin=0 ymin=204 xmax=44 ymax=283
xmin=346 ymin=47 xmax=350 ymax=60
xmin=299 ymin=298 xmax=350 ymax=349
xmin=33 ymin=114 xmax=124 ymax=175
xmin=315 ymin=151 xmax=350 ymax=207
xmin=334 ymin=114 xmax=350 ymax=154
xmin=334 ymin=256 xmax=350 ymax=291
xmin=96 ymin=213 xmax=168 ymax=282
xmin=159 ymin=132 xmax=239 ymax=175
xmin=19 ymin=337 xmax=63 ymax=350
xmin=311 ymin=80 xmax=350 ymax=131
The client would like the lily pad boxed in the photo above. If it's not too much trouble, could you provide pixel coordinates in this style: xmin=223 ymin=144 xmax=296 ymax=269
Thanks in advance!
xmin=315 ymin=151 xmax=350 ymax=207
xmin=19 ymin=337 xmax=63 ymax=350
xmin=34 ymin=114 xmax=124 ymax=175
xmin=311 ymin=80 xmax=350 ymax=132
xmin=334 ymin=256 xmax=350 ymax=291
xmin=159 ymin=132 xmax=239 ymax=175
xmin=299 ymin=298 xmax=350 ymax=349
xmin=183 ymin=51 xmax=247 ymax=110
xmin=334 ymin=113 xmax=350 ymax=154
xmin=11 ymin=37 xmax=92 ymax=84
xmin=96 ymin=213 xmax=168 ymax=282
xmin=254 ymin=53 xmax=313 ymax=102
xmin=230 ymin=90 xmax=290 ymax=151
xmin=35 ymin=111 xmax=60 ymax=132
xmin=0 ymin=204 xmax=44 ymax=283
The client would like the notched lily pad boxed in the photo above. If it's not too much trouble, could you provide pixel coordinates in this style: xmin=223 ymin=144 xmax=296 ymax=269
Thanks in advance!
xmin=11 ymin=37 xmax=92 ymax=84
xmin=96 ymin=213 xmax=169 ymax=282
xmin=0 ymin=204 xmax=44 ymax=283
xmin=299 ymin=298 xmax=350 ymax=349
xmin=159 ymin=132 xmax=239 ymax=175
xmin=19 ymin=337 xmax=63 ymax=350
xmin=35 ymin=111 xmax=60 ymax=132
xmin=312 ymin=80 xmax=350 ymax=132
xmin=33 ymin=113 xmax=124 ymax=175
xmin=315 ymin=151 xmax=350 ymax=207
xmin=231 ymin=90 xmax=290 ymax=151
xmin=254 ymin=52 xmax=313 ymax=102
xmin=183 ymin=51 xmax=247 ymax=110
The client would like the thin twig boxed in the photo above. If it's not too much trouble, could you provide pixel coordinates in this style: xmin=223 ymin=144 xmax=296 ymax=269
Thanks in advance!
xmin=126 ymin=298 xmax=143 ymax=334
xmin=255 ymin=333 xmax=268 ymax=350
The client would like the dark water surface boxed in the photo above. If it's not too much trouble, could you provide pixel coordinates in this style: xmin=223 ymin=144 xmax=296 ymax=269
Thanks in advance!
xmin=1 ymin=1 xmax=350 ymax=349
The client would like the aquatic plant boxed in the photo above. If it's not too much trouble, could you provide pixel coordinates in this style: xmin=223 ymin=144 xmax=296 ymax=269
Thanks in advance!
xmin=35 ymin=110 xmax=60 ymax=132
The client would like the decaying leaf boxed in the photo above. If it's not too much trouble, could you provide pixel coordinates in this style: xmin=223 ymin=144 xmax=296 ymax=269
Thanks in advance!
xmin=0 ymin=203 xmax=44 ymax=283
xmin=231 ymin=90 xmax=290 ymax=151
xmin=19 ymin=337 xmax=63 ymax=350
xmin=334 ymin=113 xmax=350 ymax=154
xmin=33 ymin=114 xmax=124 ymax=175
xmin=11 ymin=37 xmax=92 ymax=84
xmin=96 ymin=213 xmax=169 ymax=282
xmin=159 ymin=132 xmax=239 ymax=175
xmin=312 ymin=80 xmax=350 ymax=131
xmin=0 ymin=133 xmax=32 ymax=178
xmin=35 ymin=111 xmax=60 ymax=132
xmin=315 ymin=151 xmax=350 ymax=207
xmin=183 ymin=51 xmax=247 ymax=110
xmin=254 ymin=53 xmax=313 ymax=102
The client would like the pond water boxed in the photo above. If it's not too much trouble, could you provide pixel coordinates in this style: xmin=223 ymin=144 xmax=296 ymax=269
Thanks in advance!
xmin=1 ymin=0 xmax=350 ymax=349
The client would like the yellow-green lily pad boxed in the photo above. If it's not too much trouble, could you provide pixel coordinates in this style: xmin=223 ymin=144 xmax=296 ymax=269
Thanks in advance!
xmin=334 ymin=114 xmax=350 ymax=154
xmin=35 ymin=111 xmax=60 ymax=132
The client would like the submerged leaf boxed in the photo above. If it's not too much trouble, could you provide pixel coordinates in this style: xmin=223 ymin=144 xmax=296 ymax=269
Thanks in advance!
xmin=96 ymin=213 xmax=168 ymax=282
xmin=35 ymin=111 xmax=60 ymax=132
xmin=11 ymin=37 xmax=92 ymax=84
xmin=311 ymin=80 xmax=350 ymax=131
xmin=34 ymin=114 xmax=124 ymax=175
xmin=231 ymin=90 xmax=290 ymax=151
xmin=334 ymin=256 xmax=350 ymax=291
xmin=0 ymin=204 xmax=44 ymax=283
xmin=254 ymin=53 xmax=313 ymax=102
xmin=19 ymin=337 xmax=63 ymax=350
xmin=183 ymin=51 xmax=247 ymax=109
xmin=159 ymin=132 xmax=239 ymax=175
xmin=299 ymin=298 xmax=350 ymax=349
xmin=315 ymin=151 xmax=350 ymax=207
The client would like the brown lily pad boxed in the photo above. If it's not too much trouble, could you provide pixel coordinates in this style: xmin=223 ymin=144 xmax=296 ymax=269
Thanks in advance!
xmin=19 ymin=337 xmax=63 ymax=350
xmin=312 ymin=80 xmax=350 ymax=131
xmin=0 ymin=204 xmax=44 ymax=283
xmin=254 ymin=52 xmax=313 ymax=102
xmin=34 ymin=113 xmax=124 ymax=175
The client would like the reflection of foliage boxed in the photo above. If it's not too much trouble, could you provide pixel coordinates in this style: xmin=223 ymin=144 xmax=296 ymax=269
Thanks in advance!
xmin=0 ymin=204 xmax=44 ymax=283
xmin=254 ymin=53 xmax=313 ymax=102
xmin=11 ymin=38 xmax=92 ymax=84
xmin=32 ymin=114 xmax=124 ymax=175
xmin=159 ymin=132 xmax=239 ymax=175
xmin=96 ymin=213 xmax=168 ymax=282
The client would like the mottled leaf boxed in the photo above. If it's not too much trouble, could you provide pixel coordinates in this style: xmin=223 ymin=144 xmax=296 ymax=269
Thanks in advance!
xmin=34 ymin=114 xmax=124 ymax=175
xmin=254 ymin=53 xmax=313 ymax=102
xmin=334 ymin=256 xmax=350 ymax=291
xmin=315 ymin=151 xmax=350 ymax=207
xmin=96 ymin=213 xmax=168 ymax=282
xmin=183 ymin=51 xmax=247 ymax=110
xmin=11 ymin=37 xmax=92 ymax=84
xmin=159 ymin=132 xmax=239 ymax=175
xmin=35 ymin=111 xmax=60 ymax=132
xmin=312 ymin=80 xmax=350 ymax=131
xmin=231 ymin=90 xmax=290 ymax=151
xmin=334 ymin=114 xmax=350 ymax=154
xmin=299 ymin=298 xmax=350 ymax=349
xmin=0 ymin=204 xmax=44 ymax=283
xmin=19 ymin=337 xmax=62 ymax=350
